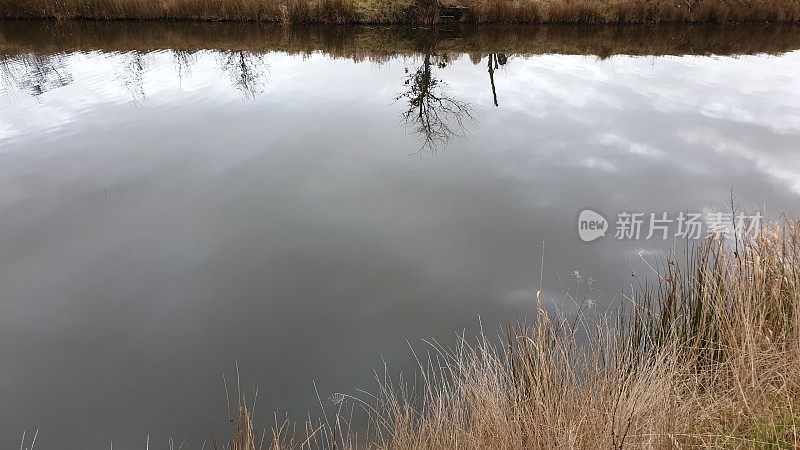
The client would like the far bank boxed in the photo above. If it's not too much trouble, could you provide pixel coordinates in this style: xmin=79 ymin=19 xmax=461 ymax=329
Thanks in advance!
xmin=2 ymin=0 xmax=800 ymax=24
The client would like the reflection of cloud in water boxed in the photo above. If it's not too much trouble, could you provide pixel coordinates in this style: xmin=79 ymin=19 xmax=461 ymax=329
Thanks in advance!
xmin=0 ymin=44 xmax=799 ymax=448
xmin=1 ymin=48 xmax=798 ymax=194
xmin=1 ymin=47 xmax=799 ymax=192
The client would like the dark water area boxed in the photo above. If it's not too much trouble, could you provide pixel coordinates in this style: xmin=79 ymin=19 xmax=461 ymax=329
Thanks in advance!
xmin=1 ymin=21 xmax=799 ymax=448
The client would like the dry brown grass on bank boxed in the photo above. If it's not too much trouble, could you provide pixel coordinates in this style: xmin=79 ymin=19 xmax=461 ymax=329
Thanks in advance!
xmin=1 ymin=0 xmax=800 ymax=23
xmin=0 ymin=0 xmax=405 ymax=22
xmin=460 ymin=0 xmax=800 ymax=23
xmin=230 ymin=221 xmax=800 ymax=449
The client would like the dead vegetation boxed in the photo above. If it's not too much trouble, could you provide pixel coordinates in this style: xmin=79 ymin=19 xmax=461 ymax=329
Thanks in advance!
xmin=1 ymin=0 xmax=800 ymax=23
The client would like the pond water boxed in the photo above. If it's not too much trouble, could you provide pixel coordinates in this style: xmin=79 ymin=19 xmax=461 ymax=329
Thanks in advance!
xmin=1 ymin=21 xmax=800 ymax=448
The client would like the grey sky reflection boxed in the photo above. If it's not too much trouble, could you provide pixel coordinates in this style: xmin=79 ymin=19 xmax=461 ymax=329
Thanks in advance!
xmin=0 ymin=46 xmax=799 ymax=447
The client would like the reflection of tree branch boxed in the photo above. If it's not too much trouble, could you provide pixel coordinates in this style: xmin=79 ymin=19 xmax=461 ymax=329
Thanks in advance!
xmin=122 ymin=52 xmax=145 ymax=104
xmin=396 ymin=50 xmax=474 ymax=153
xmin=220 ymin=51 xmax=268 ymax=100
xmin=172 ymin=50 xmax=196 ymax=85
xmin=0 ymin=53 xmax=73 ymax=97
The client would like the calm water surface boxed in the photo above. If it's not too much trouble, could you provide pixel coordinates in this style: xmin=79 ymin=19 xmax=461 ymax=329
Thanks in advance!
xmin=1 ymin=22 xmax=799 ymax=448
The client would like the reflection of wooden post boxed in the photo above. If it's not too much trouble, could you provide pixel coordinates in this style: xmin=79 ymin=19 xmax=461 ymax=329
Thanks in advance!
xmin=487 ymin=54 xmax=498 ymax=107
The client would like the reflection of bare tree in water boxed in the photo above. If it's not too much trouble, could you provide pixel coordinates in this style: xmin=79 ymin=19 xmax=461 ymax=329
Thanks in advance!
xmin=172 ymin=50 xmax=196 ymax=85
xmin=487 ymin=53 xmax=507 ymax=107
xmin=396 ymin=50 xmax=474 ymax=153
xmin=220 ymin=51 xmax=268 ymax=99
xmin=0 ymin=53 xmax=73 ymax=97
xmin=122 ymin=51 xmax=146 ymax=104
